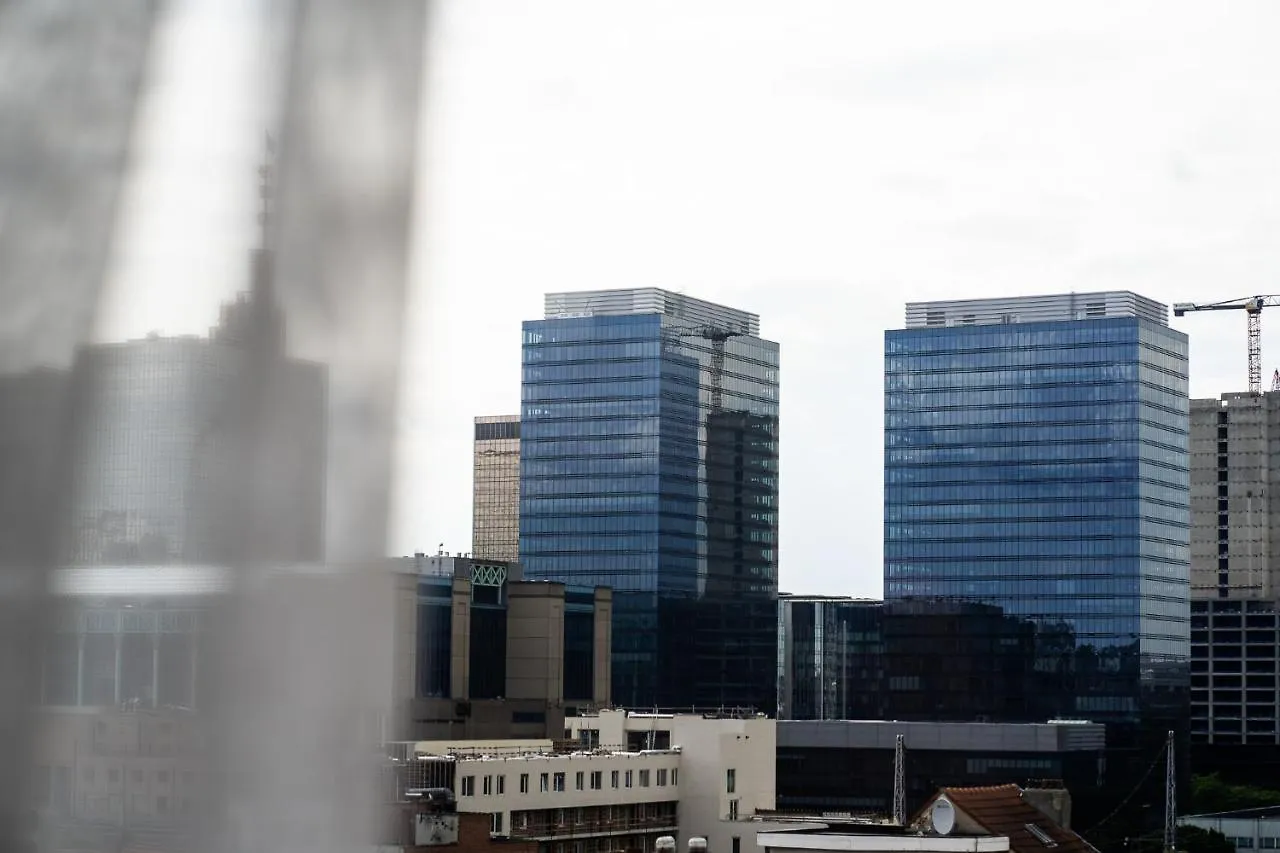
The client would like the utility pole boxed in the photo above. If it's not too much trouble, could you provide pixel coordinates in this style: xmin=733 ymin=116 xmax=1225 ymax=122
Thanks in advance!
xmin=1164 ymin=730 xmax=1177 ymax=853
xmin=893 ymin=734 xmax=906 ymax=826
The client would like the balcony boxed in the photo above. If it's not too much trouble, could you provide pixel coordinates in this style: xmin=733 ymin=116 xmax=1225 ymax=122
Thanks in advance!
xmin=509 ymin=815 xmax=679 ymax=841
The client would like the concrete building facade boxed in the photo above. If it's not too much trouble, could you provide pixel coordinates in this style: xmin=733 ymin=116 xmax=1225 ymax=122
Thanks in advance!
xmin=473 ymin=415 xmax=521 ymax=562
xmin=392 ymin=554 xmax=613 ymax=741
xmin=566 ymin=709 xmax=777 ymax=853
xmin=1190 ymin=392 xmax=1280 ymax=600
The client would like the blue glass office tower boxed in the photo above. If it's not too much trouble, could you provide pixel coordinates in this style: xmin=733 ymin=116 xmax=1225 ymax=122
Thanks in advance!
xmin=520 ymin=288 xmax=780 ymax=710
xmin=883 ymin=291 xmax=1190 ymax=834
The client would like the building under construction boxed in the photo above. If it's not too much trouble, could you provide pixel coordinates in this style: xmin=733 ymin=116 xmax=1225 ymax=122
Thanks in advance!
xmin=1188 ymin=391 xmax=1280 ymax=790
xmin=1190 ymin=391 xmax=1280 ymax=600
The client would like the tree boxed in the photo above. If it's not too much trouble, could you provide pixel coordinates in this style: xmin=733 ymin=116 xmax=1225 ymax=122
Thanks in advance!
xmin=1192 ymin=774 xmax=1280 ymax=813
xmin=1178 ymin=825 xmax=1236 ymax=853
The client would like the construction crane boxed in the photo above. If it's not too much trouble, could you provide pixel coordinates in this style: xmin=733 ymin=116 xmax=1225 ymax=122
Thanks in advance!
xmin=1172 ymin=295 xmax=1280 ymax=395
xmin=668 ymin=324 xmax=744 ymax=411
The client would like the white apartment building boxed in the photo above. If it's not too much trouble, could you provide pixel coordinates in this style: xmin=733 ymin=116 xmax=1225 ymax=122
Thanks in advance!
xmin=398 ymin=739 xmax=680 ymax=853
xmin=567 ymin=710 xmax=780 ymax=853
xmin=397 ymin=711 xmax=782 ymax=853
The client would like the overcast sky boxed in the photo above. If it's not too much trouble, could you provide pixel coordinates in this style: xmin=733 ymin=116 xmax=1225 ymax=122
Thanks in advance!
xmin=100 ymin=0 xmax=1280 ymax=597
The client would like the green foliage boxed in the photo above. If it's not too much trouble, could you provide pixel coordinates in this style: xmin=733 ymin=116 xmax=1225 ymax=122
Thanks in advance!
xmin=1178 ymin=825 xmax=1237 ymax=853
xmin=1192 ymin=773 xmax=1280 ymax=813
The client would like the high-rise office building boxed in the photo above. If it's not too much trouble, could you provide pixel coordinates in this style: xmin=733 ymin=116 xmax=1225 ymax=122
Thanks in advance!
xmin=883 ymin=290 xmax=1190 ymax=826
xmin=520 ymin=288 xmax=780 ymax=710
xmin=1190 ymin=392 xmax=1280 ymax=600
xmin=472 ymin=414 xmax=521 ymax=562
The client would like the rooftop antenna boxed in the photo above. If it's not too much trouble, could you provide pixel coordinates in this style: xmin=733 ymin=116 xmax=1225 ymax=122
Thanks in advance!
xmin=892 ymin=733 xmax=906 ymax=825
xmin=1163 ymin=730 xmax=1176 ymax=853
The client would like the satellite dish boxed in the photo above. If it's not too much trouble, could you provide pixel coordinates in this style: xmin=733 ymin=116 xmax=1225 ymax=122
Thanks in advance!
xmin=932 ymin=798 xmax=956 ymax=836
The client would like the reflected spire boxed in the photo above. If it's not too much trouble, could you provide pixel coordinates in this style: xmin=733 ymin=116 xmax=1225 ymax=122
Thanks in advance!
xmin=212 ymin=134 xmax=284 ymax=355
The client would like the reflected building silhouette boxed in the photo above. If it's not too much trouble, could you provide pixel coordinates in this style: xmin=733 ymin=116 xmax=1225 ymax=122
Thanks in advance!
xmin=63 ymin=227 xmax=326 ymax=568
xmin=16 ymin=160 xmax=330 ymax=845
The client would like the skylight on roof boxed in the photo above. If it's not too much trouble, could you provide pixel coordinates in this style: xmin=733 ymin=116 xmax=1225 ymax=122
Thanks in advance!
xmin=1025 ymin=823 xmax=1058 ymax=848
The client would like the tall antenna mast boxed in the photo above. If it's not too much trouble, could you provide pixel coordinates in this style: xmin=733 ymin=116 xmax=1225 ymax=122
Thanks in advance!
xmin=1164 ymin=730 xmax=1177 ymax=853
xmin=892 ymin=733 xmax=906 ymax=825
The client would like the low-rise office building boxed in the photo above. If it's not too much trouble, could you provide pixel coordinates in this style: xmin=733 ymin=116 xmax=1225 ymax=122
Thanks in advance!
xmin=776 ymin=720 xmax=1105 ymax=824
xmin=1181 ymin=806 xmax=1280 ymax=853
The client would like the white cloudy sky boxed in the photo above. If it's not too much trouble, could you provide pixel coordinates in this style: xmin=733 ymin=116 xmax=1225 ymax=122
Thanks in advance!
xmin=100 ymin=0 xmax=1280 ymax=597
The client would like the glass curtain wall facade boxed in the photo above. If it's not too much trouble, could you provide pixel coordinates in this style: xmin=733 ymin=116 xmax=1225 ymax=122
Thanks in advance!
xmin=777 ymin=595 xmax=884 ymax=720
xmin=884 ymin=302 xmax=1190 ymax=830
xmin=520 ymin=296 xmax=780 ymax=710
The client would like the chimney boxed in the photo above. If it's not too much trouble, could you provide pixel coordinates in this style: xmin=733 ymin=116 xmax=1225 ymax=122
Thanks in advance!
xmin=1022 ymin=781 xmax=1072 ymax=830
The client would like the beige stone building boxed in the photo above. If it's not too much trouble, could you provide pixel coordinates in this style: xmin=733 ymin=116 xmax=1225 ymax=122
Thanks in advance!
xmin=473 ymin=415 xmax=521 ymax=562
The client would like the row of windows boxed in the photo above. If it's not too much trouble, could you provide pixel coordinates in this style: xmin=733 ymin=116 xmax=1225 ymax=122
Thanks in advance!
xmin=523 ymin=400 xmax=659 ymax=420
xmin=520 ymin=496 xmax=777 ymax=525
xmin=884 ymin=402 xmax=1188 ymax=432
xmin=524 ymin=460 xmax=776 ymax=485
xmin=886 ymin=461 xmax=1188 ymax=487
xmin=523 ymin=417 xmax=660 ymax=439
xmin=885 ymin=501 xmax=1187 ymax=525
xmin=882 ymin=571 xmax=1149 ymax=593
xmin=886 ymin=342 xmax=1187 ymax=377
xmin=885 ymin=364 xmax=1144 ymax=390
xmin=885 ymin=539 xmax=1189 ymax=559
xmin=885 ymin=348 xmax=1137 ymax=373
xmin=522 ymin=436 xmax=659 ymax=458
xmin=1137 ymin=362 xmax=1190 ymax=392
xmin=881 ymin=584 xmax=1181 ymax=615
xmin=522 ymin=482 xmax=777 ymax=509
xmin=458 ymin=766 xmax=679 ymax=798
xmin=525 ymin=355 xmax=780 ymax=387
xmin=886 ymin=318 xmax=1186 ymax=354
xmin=885 ymin=517 xmax=1189 ymax=539
xmin=885 ymin=421 xmax=1188 ymax=447
xmin=883 ymin=440 xmax=1188 ymax=466
xmin=886 ymin=479 xmax=1187 ymax=505
xmin=886 ymin=383 xmax=1186 ymax=411
xmin=525 ymin=362 xmax=661 ymax=384
xmin=522 ymin=382 xmax=781 ymax=415
xmin=524 ymin=341 xmax=663 ymax=363
xmin=523 ymin=515 xmax=774 ymax=539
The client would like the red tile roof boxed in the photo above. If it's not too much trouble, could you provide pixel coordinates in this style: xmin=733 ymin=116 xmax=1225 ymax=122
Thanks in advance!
xmin=935 ymin=784 xmax=1099 ymax=853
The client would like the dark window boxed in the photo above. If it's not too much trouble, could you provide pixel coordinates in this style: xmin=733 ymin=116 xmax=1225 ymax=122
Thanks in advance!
xmin=476 ymin=421 xmax=520 ymax=441
xmin=513 ymin=711 xmax=546 ymax=725
xmin=416 ymin=600 xmax=451 ymax=699
xmin=563 ymin=608 xmax=594 ymax=702
xmin=469 ymin=605 xmax=507 ymax=699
